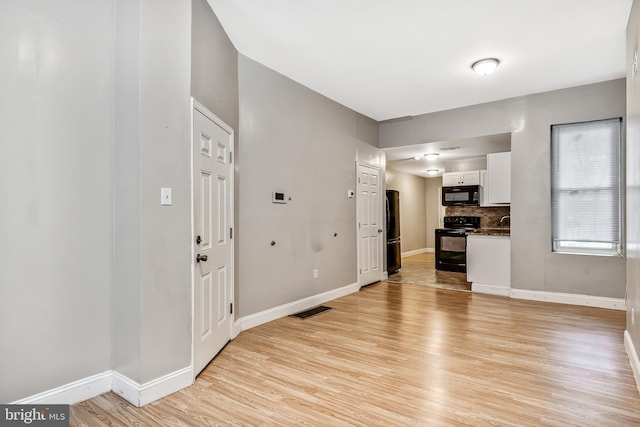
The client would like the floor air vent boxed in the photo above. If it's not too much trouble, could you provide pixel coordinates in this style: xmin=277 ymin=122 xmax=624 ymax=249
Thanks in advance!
xmin=289 ymin=306 xmax=333 ymax=319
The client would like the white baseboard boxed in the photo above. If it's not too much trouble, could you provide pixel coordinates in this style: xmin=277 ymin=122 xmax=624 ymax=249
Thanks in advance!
xmin=236 ymin=282 xmax=360 ymax=332
xmin=401 ymin=248 xmax=429 ymax=258
xmin=472 ymin=283 xmax=510 ymax=297
xmin=112 ymin=366 xmax=193 ymax=407
xmin=11 ymin=371 xmax=112 ymax=405
xmin=13 ymin=367 xmax=194 ymax=408
xmin=509 ymin=289 xmax=625 ymax=310
xmin=382 ymin=271 xmax=389 ymax=281
xmin=111 ymin=372 xmax=139 ymax=406
xmin=625 ymin=330 xmax=640 ymax=395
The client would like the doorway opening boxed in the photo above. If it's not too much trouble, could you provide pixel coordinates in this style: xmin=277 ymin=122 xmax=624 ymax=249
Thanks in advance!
xmin=386 ymin=252 xmax=471 ymax=291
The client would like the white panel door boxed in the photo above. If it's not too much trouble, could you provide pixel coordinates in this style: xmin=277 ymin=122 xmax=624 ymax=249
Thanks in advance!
xmin=357 ymin=164 xmax=383 ymax=285
xmin=193 ymin=101 xmax=233 ymax=376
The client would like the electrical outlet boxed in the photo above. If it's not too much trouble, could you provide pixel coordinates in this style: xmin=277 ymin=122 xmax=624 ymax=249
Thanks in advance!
xmin=313 ymin=269 xmax=319 ymax=279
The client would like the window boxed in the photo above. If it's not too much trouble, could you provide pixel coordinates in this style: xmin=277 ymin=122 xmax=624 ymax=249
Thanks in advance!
xmin=550 ymin=117 xmax=622 ymax=256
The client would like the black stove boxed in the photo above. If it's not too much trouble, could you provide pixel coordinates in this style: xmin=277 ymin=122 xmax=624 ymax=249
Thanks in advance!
xmin=435 ymin=216 xmax=480 ymax=272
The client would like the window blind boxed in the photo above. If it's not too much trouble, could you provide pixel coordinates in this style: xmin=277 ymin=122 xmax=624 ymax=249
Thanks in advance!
xmin=550 ymin=118 xmax=622 ymax=255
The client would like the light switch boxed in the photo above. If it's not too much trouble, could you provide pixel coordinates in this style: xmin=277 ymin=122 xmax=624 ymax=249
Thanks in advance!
xmin=161 ymin=188 xmax=172 ymax=206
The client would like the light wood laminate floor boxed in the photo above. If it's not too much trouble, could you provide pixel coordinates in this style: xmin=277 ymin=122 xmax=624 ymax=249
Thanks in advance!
xmin=72 ymin=282 xmax=640 ymax=426
xmin=388 ymin=252 xmax=471 ymax=292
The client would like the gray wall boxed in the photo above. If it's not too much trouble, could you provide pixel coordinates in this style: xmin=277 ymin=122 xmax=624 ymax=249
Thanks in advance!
xmin=190 ymin=0 xmax=241 ymax=322
xmin=237 ymin=54 xmax=381 ymax=318
xmin=626 ymin=0 xmax=640 ymax=362
xmin=447 ymin=157 xmax=487 ymax=172
xmin=381 ymin=79 xmax=626 ymax=298
xmin=138 ymin=0 xmax=192 ymax=384
xmin=0 ymin=1 xmax=114 ymax=401
xmin=191 ymin=0 xmax=239 ymax=132
xmin=113 ymin=0 xmax=193 ymax=384
xmin=385 ymin=170 xmax=427 ymax=253
xmin=113 ymin=0 xmax=141 ymax=383
xmin=1 ymin=0 xmax=384 ymax=402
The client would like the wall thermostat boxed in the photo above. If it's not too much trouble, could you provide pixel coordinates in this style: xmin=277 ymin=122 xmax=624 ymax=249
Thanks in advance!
xmin=272 ymin=191 xmax=287 ymax=204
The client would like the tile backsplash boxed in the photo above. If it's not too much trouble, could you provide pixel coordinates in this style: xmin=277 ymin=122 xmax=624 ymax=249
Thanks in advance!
xmin=446 ymin=206 xmax=511 ymax=228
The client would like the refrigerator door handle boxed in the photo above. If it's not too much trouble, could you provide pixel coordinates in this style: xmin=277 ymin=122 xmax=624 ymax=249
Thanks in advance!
xmin=386 ymin=197 xmax=390 ymax=233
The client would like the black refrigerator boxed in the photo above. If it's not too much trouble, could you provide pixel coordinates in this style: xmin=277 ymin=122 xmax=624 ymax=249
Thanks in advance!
xmin=386 ymin=190 xmax=401 ymax=273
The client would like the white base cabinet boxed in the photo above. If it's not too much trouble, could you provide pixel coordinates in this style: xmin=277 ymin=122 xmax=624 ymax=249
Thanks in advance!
xmin=467 ymin=235 xmax=510 ymax=296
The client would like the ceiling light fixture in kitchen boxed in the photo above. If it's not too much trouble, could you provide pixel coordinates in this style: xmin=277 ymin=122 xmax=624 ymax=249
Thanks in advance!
xmin=413 ymin=156 xmax=421 ymax=160
xmin=426 ymin=169 xmax=439 ymax=175
xmin=425 ymin=153 xmax=439 ymax=161
xmin=471 ymin=58 xmax=500 ymax=76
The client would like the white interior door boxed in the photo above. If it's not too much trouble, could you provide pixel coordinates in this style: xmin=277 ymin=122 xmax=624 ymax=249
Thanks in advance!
xmin=192 ymin=100 xmax=233 ymax=376
xmin=357 ymin=164 xmax=383 ymax=285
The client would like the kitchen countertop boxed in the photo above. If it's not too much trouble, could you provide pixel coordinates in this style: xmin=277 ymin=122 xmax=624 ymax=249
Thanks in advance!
xmin=468 ymin=228 xmax=511 ymax=237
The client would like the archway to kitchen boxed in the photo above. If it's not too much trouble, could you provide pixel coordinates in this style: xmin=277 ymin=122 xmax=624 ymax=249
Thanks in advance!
xmin=383 ymin=133 xmax=511 ymax=291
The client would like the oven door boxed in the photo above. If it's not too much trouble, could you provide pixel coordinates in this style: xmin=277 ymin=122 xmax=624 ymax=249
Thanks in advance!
xmin=435 ymin=229 xmax=467 ymax=272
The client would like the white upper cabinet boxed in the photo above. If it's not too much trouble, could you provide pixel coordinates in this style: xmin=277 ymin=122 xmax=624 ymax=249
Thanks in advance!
xmin=479 ymin=170 xmax=493 ymax=207
xmin=442 ymin=170 xmax=480 ymax=187
xmin=486 ymin=152 xmax=511 ymax=204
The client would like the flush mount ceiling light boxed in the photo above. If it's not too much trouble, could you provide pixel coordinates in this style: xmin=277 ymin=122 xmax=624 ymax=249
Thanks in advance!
xmin=425 ymin=153 xmax=439 ymax=161
xmin=426 ymin=169 xmax=439 ymax=175
xmin=471 ymin=58 xmax=500 ymax=76
xmin=413 ymin=156 xmax=421 ymax=160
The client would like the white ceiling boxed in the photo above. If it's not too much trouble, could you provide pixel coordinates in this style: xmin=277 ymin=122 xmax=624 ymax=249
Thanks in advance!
xmin=207 ymin=0 xmax=632 ymax=176
xmin=385 ymin=133 xmax=511 ymax=178
xmin=207 ymin=0 xmax=631 ymax=121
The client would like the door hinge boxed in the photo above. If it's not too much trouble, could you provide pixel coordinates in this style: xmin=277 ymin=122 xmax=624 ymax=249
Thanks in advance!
xmin=359 ymin=268 xmax=362 ymax=274
xmin=230 ymin=227 xmax=233 ymax=239
xmin=358 ymin=177 xmax=361 ymax=183
xmin=358 ymin=222 xmax=361 ymax=229
xmin=229 ymin=152 xmax=233 ymax=163
xmin=230 ymin=302 xmax=233 ymax=314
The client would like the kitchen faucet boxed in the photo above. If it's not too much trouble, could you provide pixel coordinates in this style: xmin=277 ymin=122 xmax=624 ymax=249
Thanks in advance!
xmin=500 ymin=215 xmax=510 ymax=224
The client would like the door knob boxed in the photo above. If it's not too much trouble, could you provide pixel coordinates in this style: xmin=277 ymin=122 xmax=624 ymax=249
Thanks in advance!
xmin=378 ymin=229 xmax=383 ymax=233
xmin=196 ymin=254 xmax=208 ymax=263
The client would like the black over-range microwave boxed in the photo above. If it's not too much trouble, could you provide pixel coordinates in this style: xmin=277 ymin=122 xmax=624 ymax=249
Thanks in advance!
xmin=442 ymin=185 xmax=479 ymax=206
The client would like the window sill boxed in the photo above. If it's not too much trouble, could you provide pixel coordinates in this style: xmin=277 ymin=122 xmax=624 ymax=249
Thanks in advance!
xmin=552 ymin=250 xmax=624 ymax=259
